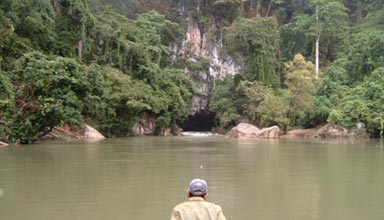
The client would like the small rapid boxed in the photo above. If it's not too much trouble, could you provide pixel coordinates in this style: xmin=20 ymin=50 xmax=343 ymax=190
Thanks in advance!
xmin=181 ymin=131 xmax=218 ymax=136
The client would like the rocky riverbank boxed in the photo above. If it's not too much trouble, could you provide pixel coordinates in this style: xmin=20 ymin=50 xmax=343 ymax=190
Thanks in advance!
xmin=227 ymin=123 xmax=368 ymax=139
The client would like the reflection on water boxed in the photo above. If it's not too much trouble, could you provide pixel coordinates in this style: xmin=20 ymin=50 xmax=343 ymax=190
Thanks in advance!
xmin=0 ymin=137 xmax=383 ymax=220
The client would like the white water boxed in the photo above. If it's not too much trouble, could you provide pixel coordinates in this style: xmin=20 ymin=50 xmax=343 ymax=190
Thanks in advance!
xmin=181 ymin=131 xmax=218 ymax=136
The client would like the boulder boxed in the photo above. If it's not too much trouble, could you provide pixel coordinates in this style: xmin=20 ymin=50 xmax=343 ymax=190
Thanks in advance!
xmin=226 ymin=123 xmax=280 ymax=139
xmin=49 ymin=126 xmax=82 ymax=140
xmin=170 ymin=125 xmax=183 ymax=136
xmin=82 ymin=125 xmax=105 ymax=140
xmin=0 ymin=141 xmax=9 ymax=147
xmin=313 ymin=124 xmax=367 ymax=139
xmin=133 ymin=115 xmax=156 ymax=135
xmin=160 ymin=128 xmax=172 ymax=136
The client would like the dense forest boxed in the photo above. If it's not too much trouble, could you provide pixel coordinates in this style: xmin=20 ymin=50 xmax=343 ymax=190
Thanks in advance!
xmin=0 ymin=0 xmax=383 ymax=144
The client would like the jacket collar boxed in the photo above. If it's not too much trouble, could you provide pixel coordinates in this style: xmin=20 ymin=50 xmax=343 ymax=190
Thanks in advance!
xmin=188 ymin=197 xmax=205 ymax=202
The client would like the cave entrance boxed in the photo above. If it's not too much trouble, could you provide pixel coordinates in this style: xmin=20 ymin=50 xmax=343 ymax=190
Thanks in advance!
xmin=178 ymin=112 xmax=216 ymax=132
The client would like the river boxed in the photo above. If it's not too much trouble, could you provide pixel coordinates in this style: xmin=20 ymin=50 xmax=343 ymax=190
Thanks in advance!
xmin=0 ymin=136 xmax=383 ymax=220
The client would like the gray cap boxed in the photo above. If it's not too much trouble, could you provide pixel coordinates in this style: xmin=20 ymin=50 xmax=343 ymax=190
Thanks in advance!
xmin=189 ymin=178 xmax=208 ymax=195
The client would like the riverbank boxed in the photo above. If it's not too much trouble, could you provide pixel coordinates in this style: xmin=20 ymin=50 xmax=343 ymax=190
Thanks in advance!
xmin=280 ymin=128 xmax=317 ymax=139
xmin=0 ymin=123 xmax=369 ymax=146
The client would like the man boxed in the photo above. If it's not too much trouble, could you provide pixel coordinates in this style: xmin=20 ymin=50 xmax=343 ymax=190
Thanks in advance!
xmin=170 ymin=178 xmax=227 ymax=220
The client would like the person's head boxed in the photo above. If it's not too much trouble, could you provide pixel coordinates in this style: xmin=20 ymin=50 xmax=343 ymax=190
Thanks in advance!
xmin=187 ymin=178 xmax=208 ymax=200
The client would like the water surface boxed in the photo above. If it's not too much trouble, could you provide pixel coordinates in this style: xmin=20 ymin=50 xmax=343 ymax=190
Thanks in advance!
xmin=0 ymin=136 xmax=383 ymax=220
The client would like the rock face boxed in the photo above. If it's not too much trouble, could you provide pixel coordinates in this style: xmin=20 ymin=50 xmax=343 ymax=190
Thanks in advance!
xmin=132 ymin=115 xmax=184 ymax=136
xmin=132 ymin=115 xmax=156 ymax=135
xmin=171 ymin=17 xmax=240 ymax=116
xmin=226 ymin=123 xmax=280 ymax=139
xmin=183 ymin=19 xmax=240 ymax=79
xmin=82 ymin=125 xmax=106 ymax=140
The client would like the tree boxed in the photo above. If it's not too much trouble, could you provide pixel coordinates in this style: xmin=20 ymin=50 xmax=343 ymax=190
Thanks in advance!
xmin=337 ymin=10 xmax=384 ymax=84
xmin=224 ymin=17 xmax=279 ymax=87
xmin=53 ymin=0 xmax=95 ymax=59
xmin=285 ymin=0 xmax=348 ymax=77
xmin=239 ymin=80 xmax=289 ymax=131
xmin=308 ymin=65 xmax=350 ymax=127
xmin=1 ymin=52 xmax=97 ymax=143
xmin=210 ymin=75 xmax=243 ymax=131
xmin=283 ymin=54 xmax=317 ymax=127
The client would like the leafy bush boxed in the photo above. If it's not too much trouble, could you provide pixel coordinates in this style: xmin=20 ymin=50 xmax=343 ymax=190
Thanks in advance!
xmin=210 ymin=76 xmax=242 ymax=130
xmin=239 ymin=81 xmax=289 ymax=130
xmin=1 ymin=52 xmax=92 ymax=143
xmin=328 ymin=67 xmax=384 ymax=137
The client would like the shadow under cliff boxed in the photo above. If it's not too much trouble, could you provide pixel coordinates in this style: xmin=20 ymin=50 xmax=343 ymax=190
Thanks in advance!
xmin=177 ymin=112 xmax=216 ymax=132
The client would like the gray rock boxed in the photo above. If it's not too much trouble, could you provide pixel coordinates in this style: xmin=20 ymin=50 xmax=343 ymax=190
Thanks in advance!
xmin=82 ymin=125 xmax=105 ymax=140
xmin=133 ymin=115 xmax=156 ymax=135
xmin=313 ymin=124 xmax=367 ymax=139
xmin=226 ymin=123 xmax=280 ymax=139
xmin=0 ymin=141 xmax=9 ymax=147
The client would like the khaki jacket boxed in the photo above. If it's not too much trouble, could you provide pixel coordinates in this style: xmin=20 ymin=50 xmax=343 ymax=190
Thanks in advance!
xmin=170 ymin=197 xmax=226 ymax=220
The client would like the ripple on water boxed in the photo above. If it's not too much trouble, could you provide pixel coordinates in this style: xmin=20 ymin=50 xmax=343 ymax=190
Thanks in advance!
xmin=0 ymin=188 xmax=4 ymax=197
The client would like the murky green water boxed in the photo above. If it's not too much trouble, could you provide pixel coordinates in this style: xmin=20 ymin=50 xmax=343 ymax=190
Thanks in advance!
xmin=0 ymin=136 xmax=383 ymax=220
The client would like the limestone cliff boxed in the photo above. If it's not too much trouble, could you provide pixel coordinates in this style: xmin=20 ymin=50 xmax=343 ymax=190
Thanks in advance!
xmin=173 ymin=16 xmax=240 ymax=116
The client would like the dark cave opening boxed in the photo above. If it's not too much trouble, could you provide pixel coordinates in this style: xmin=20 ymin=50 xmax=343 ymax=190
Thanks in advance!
xmin=178 ymin=112 xmax=216 ymax=132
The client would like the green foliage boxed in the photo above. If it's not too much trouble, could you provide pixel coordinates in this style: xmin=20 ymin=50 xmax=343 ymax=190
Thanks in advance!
xmin=1 ymin=52 xmax=93 ymax=143
xmin=339 ymin=29 xmax=384 ymax=84
xmin=210 ymin=76 xmax=242 ymax=130
xmin=306 ymin=95 xmax=333 ymax=127
xmin=328 ymin=85 xmax=369 ymax=128
xmin=10 ymin=0 xmax=56 ymax=51
xmin=283 ymin=54 xmax=317 ymax=127
xmin=90 ymin=8 xmax=183 ymax=83
xmin=97 ymin=0 xmax=138 ymax=16
xmin=92 ymin=67 xmax=145 ymax=136
xmin=2 ymin=0 xmax=384 ymax=142
xmin=158 ymin=68 xmax=195 ymax=120
xmin=212 ymin=0 xmax=239 ymax=26
xmin=224 ymin=17 xmax=279 ymax=87
xmin=359 ymin=0 xmax=384 ymax=13
xmin=54 ymin=0 xmax=95 ymax=57
xmin=317 ymin=65 xmax=349 ymax=99
xmin=308 ymin=65 xmax=350 ymax=127
xmin=360 ymin=67 xmax=384 ymax=136
xmin=186 ymin=57 xmax=211 ymax=74
xmin=135 ymin=11 xmax=183 ymax=47
xmin=308 ymin=0 xmax=349 ymax=36
xmin=279 ymin=22 xmax=312 ymax=61
xmin=352 ymin=9 xmax=384 ymax=31
xmin=280 ymin=0 xmax=348 ymax=67
xmin=88 ymin=66 xmax=194 ymax=137
xmin=239 ymin=81 xmax=289 ymax=129
xmin=328 ymin=67 xmax=384 ymax=137
xmin=0 ymin=70 xmax=14 ymax=141
xmin=0 ymin=71 xmax=13 ymax=99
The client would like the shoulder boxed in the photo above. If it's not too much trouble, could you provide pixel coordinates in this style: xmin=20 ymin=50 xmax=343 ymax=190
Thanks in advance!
xmin=208 ymin=201 xmax=223 ymax=209
xmin=172 ymin=201 xmax=189 ymax=210
xmin=172 ymin=200 xmax=222 ymax=210
xmin=203 ymin=201 xmax=223 ymax=210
